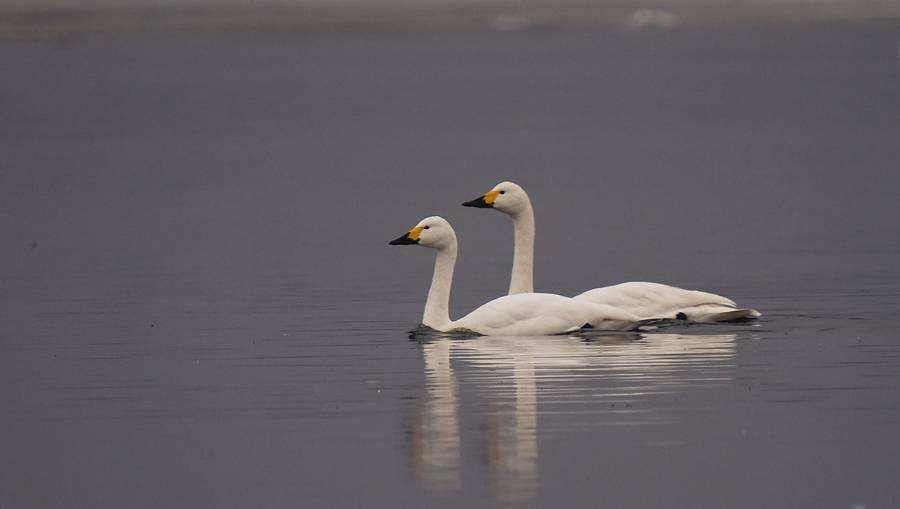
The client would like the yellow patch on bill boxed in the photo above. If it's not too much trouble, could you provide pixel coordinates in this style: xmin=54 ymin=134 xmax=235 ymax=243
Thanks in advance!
xmin=407 ymin=226 xmax=425 ymax=240
xmin=483 ymin=190 xmax=501 ymax=204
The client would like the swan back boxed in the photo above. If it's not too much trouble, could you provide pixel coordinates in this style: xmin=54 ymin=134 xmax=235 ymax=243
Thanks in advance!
xmin=453 ymin=293 xmax=639 ymax=335
xmin=574 ymin=281 xmax=760 ymax=322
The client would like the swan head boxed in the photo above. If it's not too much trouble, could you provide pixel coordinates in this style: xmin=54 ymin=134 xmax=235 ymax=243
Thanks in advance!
xmin=388 ymin=216 xmax=456 ymax=249
xmin=462 ymin=181 xmax=529 ymax=215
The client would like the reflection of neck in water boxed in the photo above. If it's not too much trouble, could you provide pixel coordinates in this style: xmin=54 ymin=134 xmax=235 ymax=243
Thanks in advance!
xmin=409 ymin=331 xmax=738 ymax=501
xmin=411 ymin=337 xmax=539 ymax=499
xmin=410 ymin=340 xmax=460 ymax=490
xmin=485 ymin=357 xmax=538 ymax=503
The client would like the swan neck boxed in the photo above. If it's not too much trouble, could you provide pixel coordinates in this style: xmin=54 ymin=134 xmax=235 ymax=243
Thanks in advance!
xmin=423 ymin=242 xmax=457 ymax=330
xmin=509 ymin=201 xmax=535 ymax=295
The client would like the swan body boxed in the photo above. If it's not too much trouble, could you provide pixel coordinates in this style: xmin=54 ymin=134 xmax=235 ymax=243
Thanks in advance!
xmin=462 ymin=181 xmax=761 ymax=323
xmin=455 ymin=293 xmax=642 ymax=334
xmin=389 ymin=216 xmax=642 ymax=335
xmin=575 ymin=281 xmax=761 ymax=322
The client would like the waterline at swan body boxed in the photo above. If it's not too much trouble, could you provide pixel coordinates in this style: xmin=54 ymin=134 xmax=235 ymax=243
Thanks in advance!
xmin=462 ymin=181 xmax=761 ymax=323
xmin=389 ymin=216 xmax=643 ymax=335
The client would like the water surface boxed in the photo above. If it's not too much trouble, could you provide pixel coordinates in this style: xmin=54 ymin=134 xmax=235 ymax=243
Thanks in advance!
xmin=2 ymin=26 xmax=899 ymax=508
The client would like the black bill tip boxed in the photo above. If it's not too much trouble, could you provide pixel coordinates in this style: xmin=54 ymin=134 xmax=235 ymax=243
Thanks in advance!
xmin=389 ymin=234 xmax=418 ymax=245
xmin=462 ymin=196 xmax=492 ymax=208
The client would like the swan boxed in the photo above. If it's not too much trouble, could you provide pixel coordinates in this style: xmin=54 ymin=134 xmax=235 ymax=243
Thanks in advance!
xmin=388 ymin=216 xmax=645 ymax=335
xmin=462 ymin=181 xmax=761 ymax=322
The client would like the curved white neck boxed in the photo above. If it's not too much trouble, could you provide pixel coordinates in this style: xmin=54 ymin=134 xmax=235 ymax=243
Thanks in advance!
xmin=422 ymin=241 xmax=457 ymax=330
xmin=508 ymin=201 xmax=535 ymax=295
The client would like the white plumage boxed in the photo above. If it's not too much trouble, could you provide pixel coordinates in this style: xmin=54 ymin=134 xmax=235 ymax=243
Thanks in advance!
xmin=455 ymin=293 xmax=641 ymax=335
xmin=575 ymin=281 xmax=761 ymax=322
xmin=462 ymin=181 xmax=761 ymax=322
xmin=389 ymin=216 xmax=642 ymax=335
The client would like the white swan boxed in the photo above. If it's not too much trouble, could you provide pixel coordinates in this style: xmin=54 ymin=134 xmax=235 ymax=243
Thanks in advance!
xmin=462 ymin=181 xmax=761 ymax=322
xmin=389 ymin=216 xmax=644 ymax=334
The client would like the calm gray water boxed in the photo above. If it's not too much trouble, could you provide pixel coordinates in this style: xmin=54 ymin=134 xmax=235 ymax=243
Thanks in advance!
xmin=2 ymin=26 xmax=900 ymax=508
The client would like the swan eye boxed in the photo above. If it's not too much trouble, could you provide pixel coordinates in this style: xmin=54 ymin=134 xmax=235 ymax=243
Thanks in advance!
xmin=499 ymin=191 xmax=505 ymax=194
xmin=423 ymin=226 xmax=430 ymax=229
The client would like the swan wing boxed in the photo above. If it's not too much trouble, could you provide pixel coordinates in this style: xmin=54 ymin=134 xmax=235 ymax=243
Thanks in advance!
xmin=454 ymin=293 xmax=644 ymax=335
xmin=574 ymin=281 xmax=760 ymax=322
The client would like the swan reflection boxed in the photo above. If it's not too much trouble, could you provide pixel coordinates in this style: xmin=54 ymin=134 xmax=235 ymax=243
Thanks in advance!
xmin=409 ymin=340 xmax=461 ymax=490
xmin=408 ymin=330 xmax=738 ymax=502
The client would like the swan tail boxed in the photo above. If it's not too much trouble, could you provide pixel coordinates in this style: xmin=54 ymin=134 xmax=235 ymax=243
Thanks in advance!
xmin=684 ymin=305 xmax=762 ymax=323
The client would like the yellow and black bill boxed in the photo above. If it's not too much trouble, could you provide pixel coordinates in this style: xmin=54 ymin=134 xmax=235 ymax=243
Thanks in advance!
xmin=389 ymin=226 xmax=423 ymax=245
xmin=461 ymin=189 xmax=500 ymax=208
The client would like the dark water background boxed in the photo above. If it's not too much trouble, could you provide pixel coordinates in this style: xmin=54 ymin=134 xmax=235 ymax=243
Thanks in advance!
xmin=2 ymin=26 xmax=899 ymax=507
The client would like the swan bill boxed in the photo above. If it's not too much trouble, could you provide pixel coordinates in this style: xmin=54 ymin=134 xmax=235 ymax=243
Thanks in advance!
xmin=462 ymin=193 xmax=494 ymax=208
xmin=389 ymin=226 xmax=423 ymax=245
xmin=389 ymin=234 xmax=418 ymax=245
